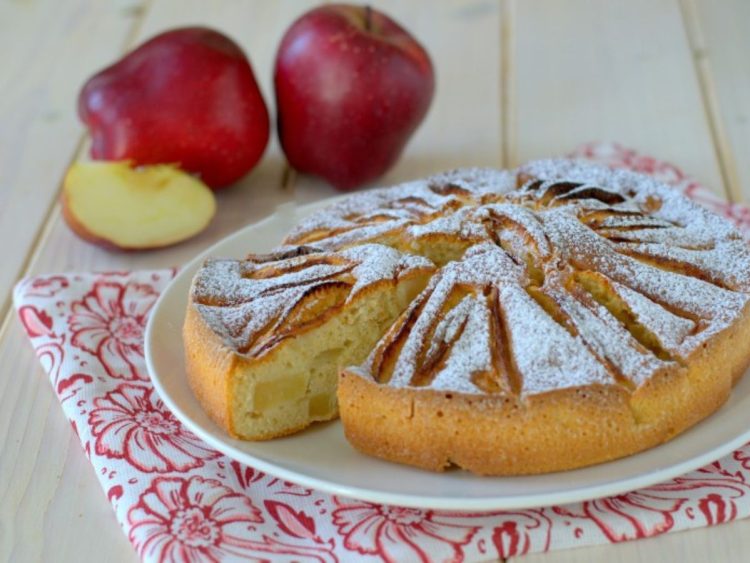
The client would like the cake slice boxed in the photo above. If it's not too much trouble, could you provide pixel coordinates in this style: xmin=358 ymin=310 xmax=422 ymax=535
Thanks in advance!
xmin=184 ymin=244 xmax=434 ymax=439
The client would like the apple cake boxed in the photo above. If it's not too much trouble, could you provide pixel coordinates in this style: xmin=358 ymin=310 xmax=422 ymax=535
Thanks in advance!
xmin=184 ymin=162 xmax=750 ymax=475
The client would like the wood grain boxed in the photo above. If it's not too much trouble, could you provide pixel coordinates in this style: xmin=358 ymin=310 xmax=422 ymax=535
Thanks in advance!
xmin=681 ymin=0 xmax=750 ymax=203
xmin=21 ymin=0 xmax=305 ymax=277
xmin=507 ymin=0 xmax=750 ymax=561
xmin=510 ymin=0 xmax=728 ymax=198
xmin=3 ymin=0 xmax=750 ymax=561
xmin=513 ymin=519 xmax=750 ymax=563
xmin=0 ymin=317 xmax=134 ymax=562
xmin=0 ymin=2 xmax=299 ymax=562
xmin=0 ymin=0 xmax=145 ymax=320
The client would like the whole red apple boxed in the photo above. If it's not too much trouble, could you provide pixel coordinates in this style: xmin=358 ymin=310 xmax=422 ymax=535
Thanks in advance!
xmin=274 ymin=5 xmax=435 ymax=190
xmin=79 ymin=27 xmax=270 ymax=189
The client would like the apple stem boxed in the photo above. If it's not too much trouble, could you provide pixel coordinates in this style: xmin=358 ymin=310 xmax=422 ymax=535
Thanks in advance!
xmin=364 ymin=5 xmax=372 ymax=31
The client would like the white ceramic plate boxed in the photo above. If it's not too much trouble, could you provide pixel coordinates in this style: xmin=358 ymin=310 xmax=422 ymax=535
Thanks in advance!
xmin=145 ymin=197 xmax=750 ymax=510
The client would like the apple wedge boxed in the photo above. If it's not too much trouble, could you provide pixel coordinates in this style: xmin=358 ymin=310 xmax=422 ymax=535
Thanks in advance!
xmin=62 ymin=161 xmax=216 ymax=250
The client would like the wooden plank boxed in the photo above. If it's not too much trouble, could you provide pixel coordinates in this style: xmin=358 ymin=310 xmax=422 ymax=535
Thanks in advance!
xmin=1 ymin=1 xmax=503 ymax=561
xmin=681 ymin=0 xmax=750 ymax=203
xmin=0 ymin=2 xmax=302 ymax=562
xmin=0 ymin=0 xmax=144 ymax=319
xmin=0 ymin=318 xmax=134 ymax=562
xmin=19 ymin=0 xmax=305 ymax=276
xmin=513 ymin=520 xmax=750 ymax=563
xmin=510 ymin=0 xmax=727 ymax=198
xmin=290 ymin=0 xmax=503 ymax=205
xmin=508 ymin=1 xmax=749 ymax=560
xmin=7 ymin=0 xmax=744 ymax=561
xmin=0 ymin=1 xmax=145 ymax=561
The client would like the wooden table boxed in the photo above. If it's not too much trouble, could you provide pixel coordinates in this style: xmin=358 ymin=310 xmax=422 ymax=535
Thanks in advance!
xmin=1 ymin=0 xmax=748 ymax=561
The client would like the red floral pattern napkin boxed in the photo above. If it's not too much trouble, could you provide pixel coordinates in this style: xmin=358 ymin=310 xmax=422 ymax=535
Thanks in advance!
xmin=14 ymin=144 xmax=750 ymax=562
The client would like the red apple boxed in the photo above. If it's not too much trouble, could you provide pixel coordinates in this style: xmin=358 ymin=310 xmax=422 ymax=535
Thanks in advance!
xmin=79 ymin=27 xmax=270 ymax=189
xmin=274 ymin=4 xmax=435 ymax=190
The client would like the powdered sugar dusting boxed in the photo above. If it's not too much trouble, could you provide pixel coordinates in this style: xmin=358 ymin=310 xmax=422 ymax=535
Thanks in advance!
xmin=614 ymin=240 xmax=750 ymax=292
xmin=379 ymin=244 xmax=614 ymax=394
xmin=192 ymin=160 xmax=750 ymax=397
xmin=386 ymin=244 xmax=523 ymax=392
xmin=342 ymin=245 xmax=433 ymax=297
xmin=541 ymin=208 xmax=748 ymax=329
xmin=428 ymin=295 xmax=495 ymax=394
xmin=192 ymin=244 xmax=433 ymax=356
xmin=407 ymin=206 xmax=487 ymax=242
xmin=284 ymin=169 xmax=515 ymax=250
xmin=612 ymin=281 xmax=696 ymax=356
xmin=544 ymin=275 xmax=670 ymax=388
xmin=500 ymin=281 xmax=614 ymax=393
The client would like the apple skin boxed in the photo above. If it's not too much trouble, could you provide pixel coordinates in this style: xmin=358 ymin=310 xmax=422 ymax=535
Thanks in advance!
xmin=274 ymin=5 xmax=435 ymax=191
xmin=79 ymin=27 xmax=270 ymax=189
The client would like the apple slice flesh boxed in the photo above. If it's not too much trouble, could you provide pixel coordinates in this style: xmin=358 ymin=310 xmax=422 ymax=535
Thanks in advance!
xmin=62 ymin=161 xmax=216 ymax=250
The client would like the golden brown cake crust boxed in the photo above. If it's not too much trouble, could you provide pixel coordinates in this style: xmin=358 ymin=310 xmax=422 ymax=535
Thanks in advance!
xmin=184 ymin=303 xmax=236 ymax=436
xmin=184 ymin=161 xmax=750 ymax=475
xmin=339 ymin=302 xmax=750 ymax=475
xmin=184 ymin=244 xmax=436 ymax=440
xmin=326 ymin=161 xmax=750 ymax=475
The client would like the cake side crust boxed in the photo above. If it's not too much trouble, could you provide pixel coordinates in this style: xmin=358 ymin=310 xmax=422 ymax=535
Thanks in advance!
xmin=184 ymin=302 xmax=237 ymax=436
xmin=338 ymin=301 xmax=750 ymax=475
xmin=185 ymin=267 xmax=434 ymax=440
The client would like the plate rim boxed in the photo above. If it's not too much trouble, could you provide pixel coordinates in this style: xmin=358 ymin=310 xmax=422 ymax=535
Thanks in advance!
xmin=145 ymin=196 xmax=750 ymax=510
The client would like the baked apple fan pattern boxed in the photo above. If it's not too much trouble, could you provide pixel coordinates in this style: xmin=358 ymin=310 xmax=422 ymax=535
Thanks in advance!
xmin=14 ymin=144 xmax=750 ymax=562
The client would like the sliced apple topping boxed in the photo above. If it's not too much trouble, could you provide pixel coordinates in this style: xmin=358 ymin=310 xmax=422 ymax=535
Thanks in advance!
xmin=62 ymin=161 xmax=216 ymax=250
